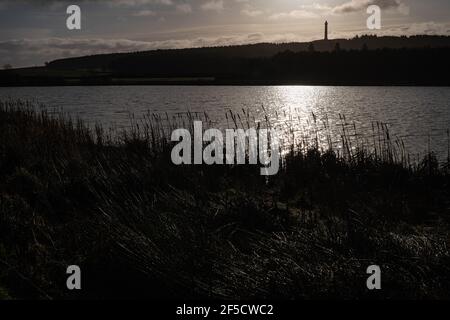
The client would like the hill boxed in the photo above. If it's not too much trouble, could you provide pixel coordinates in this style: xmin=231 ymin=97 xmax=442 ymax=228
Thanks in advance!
xmin=1 ymin=35 xmax=450 ymax=86
xmin=45 ymin=35 xmax=450 ymax=70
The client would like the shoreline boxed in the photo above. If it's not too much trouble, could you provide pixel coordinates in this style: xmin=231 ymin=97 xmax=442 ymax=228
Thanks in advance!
xmin=1 ymin=80 xmax=450 ymax=87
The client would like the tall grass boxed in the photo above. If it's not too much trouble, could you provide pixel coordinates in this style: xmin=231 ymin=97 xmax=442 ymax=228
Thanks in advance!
xmin=0 ymin=100 xmax=449 ymax=300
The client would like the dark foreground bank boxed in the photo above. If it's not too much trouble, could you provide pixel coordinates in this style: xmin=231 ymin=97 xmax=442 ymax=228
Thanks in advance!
xmin=0 ymin=100 xmax=449 ymax=299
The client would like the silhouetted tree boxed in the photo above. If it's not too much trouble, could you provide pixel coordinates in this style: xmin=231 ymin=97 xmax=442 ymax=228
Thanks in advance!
xmin=334 ymin=43 xmax=341 ymax=52
xmin=3 ymin=64 xmax=12 ymax=70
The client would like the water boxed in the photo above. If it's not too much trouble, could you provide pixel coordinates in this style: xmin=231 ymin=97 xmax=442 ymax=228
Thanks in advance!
xmin=1 ymin=86 xmax=449 ymax=160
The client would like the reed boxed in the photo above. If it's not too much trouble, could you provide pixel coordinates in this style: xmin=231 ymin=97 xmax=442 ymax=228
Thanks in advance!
xmin=0 ymin=100 xmax=449 ymax=300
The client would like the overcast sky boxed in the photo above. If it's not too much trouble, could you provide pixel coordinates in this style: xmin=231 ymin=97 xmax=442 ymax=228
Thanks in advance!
xmin=0 ymin=0 xmax=449 ymax=67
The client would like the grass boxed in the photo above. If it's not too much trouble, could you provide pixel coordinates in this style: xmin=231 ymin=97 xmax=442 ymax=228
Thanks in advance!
xmin=0 ymin=100 xmax=449 ymax=300
xmin=0 ymin=286 xmax=10 ymax=300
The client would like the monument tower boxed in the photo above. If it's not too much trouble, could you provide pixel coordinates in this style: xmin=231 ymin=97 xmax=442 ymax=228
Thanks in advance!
xmin=324 ymin=21 xmax=328 ymax=40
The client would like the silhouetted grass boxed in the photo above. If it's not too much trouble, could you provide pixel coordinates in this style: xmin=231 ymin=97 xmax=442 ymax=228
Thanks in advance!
xmin=0 ymin=100 xmax=449 ymax=300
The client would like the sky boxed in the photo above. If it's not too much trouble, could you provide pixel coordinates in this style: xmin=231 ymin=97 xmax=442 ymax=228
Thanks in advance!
xmin=0 ymin=0 xmax=449 ymax=67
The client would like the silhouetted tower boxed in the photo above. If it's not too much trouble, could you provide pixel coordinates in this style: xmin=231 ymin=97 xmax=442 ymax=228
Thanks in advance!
xmin=324 ymin=21 xmax=328 ymax=40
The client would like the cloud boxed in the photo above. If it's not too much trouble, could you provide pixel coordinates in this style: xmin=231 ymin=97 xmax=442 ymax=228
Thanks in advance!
xmin=132 ymin=9 xmax=156 ymax=16
xmin=201 ymin=0 xmax=223 ymax=12
xmin=176 ymin=3 xmax=192 ymax=13
xmin=0 ymin=0 xmax=176 ymax=8
xmin=6 ymin=0 xmax=194 ymax=16
xmin=332 ymin=0 xmax=409 ymax=15
xmin=378 ymin=21 xmax=450 ymax=36
xmin=268 ymin=0 xmax=409 ymax=20
xmin=269 ymin=10 xmax=320 ymax=21
xmin=111 ymin=0 xmax=173 ymax=7
xmin=240 ymin=3 xmax=264 ymax=18
xmin=241 ymin=8 xmax=263 ymax=17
